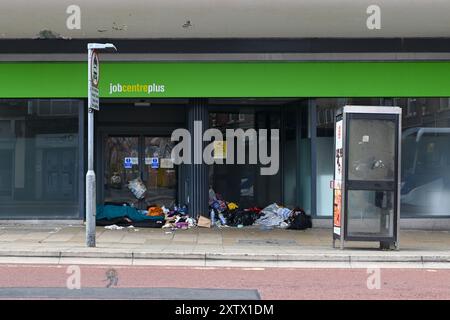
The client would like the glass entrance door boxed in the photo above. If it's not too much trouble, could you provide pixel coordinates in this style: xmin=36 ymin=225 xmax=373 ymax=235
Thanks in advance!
xmin=104 ymin=136 xmax=140 ymax=206
xmin=143 ymin=137 xmax=177 ymax=207
xmin=103 ymin=135 xmax=176 ymax=208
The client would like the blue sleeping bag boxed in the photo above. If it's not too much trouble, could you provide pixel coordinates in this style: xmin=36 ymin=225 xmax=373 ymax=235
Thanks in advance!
xmin=96 ymin=205 xmax=164 ymax=222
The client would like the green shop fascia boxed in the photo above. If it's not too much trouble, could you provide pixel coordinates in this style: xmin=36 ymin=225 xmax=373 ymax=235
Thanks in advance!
xmin=1 ymin=61 xmax=450 ymax=98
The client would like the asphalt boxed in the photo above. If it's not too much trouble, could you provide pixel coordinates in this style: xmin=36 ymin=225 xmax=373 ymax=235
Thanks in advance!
xmin=0 ymin=224 xmax=449 ymax=268
xmin=0 ymin=287 xmax=261 ymax=300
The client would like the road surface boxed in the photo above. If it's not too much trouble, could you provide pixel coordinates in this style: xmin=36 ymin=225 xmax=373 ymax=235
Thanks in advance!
xmin=0 ymin=264 xmax=449 ymax=299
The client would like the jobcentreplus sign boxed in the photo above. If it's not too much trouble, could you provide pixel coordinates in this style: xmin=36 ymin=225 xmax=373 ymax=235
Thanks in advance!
xmin=109 ymin=82 xmax=165 ymax=95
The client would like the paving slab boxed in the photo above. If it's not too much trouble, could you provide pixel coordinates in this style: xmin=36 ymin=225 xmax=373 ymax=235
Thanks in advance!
xmin=143 ymin=239 xmax=170 ymax=246
xmin=119 ymin=235 xmax=147 ymax=244
xmin=192 ymin=245 xmax=224 ymax=253
xmin=96 ymin=231 xmax=126 ymax=242
xmin=171 ymin=234 xmax=198 ymax=243
xmin=0 ymin=232 xmax=28 ymax=241
xmin=43 ymin=233 xmax=81 ymax=242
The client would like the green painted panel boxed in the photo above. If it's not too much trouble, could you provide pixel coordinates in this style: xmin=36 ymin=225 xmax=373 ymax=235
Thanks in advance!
xmin=0 ymin=61 xmax=449 ymax=98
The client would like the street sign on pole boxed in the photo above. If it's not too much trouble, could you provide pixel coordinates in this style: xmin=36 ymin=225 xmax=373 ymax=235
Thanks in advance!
xmin=89 ymin=50 xmax=100 ymax=110
xmin=86 ymin=43 xmax=117 ymax=248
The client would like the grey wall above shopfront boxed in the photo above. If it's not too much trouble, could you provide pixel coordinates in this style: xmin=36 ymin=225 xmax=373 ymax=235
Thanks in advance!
xmin=1 ymin=0 xmax=450 ymax=39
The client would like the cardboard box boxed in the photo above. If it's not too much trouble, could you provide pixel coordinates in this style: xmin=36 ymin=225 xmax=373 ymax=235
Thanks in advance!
xmin=197 ymin=215 xmax=211 ymax=228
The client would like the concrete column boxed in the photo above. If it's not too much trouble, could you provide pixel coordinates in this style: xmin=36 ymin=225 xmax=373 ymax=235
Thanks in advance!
xmin=187 ymin=99 xmax=209 ymax=219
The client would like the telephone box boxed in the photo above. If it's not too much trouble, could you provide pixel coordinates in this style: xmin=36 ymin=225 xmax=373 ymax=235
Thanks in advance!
xmin=332 ymin=106 xmax=402 ymax=250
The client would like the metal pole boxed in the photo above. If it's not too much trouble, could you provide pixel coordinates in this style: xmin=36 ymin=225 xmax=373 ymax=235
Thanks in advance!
xmin=86 ymin=48 xmax=96 ymax=247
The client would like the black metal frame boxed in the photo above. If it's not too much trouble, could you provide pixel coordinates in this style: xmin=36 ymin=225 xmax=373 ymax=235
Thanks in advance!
xmin=3 ymin=38 xmax=450 ymax=54
xmin=343 ymin=112 xmax=400 ymax=243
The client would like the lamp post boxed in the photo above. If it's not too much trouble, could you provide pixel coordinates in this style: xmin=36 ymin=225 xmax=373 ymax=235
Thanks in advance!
xmin=86 ymin=43 xmax=117 ymax=247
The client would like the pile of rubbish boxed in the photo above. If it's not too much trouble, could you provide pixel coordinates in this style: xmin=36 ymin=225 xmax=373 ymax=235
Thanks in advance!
xmin=96 ymin=186 xmax=312 ymax=231
xmin=203 ymin=188 xmax=312 ymax=230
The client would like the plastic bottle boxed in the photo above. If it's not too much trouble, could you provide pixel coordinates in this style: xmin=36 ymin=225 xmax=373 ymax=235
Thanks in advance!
xmin=218 ymin=213 xmax=227 ymax=225
xmin=210 ymin=209 xmax=216 ymax=226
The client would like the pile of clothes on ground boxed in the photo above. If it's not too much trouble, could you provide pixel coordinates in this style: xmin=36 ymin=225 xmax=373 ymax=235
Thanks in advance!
xmin=255 ymin=203 xmax=312 ymax=230
xmin=96 ymin=203 xmax=195 ymax=230
xmin=206 ymin=188 xmax=312 ymax=230
xmin=161 ymin=205 xmax=196 ymax=230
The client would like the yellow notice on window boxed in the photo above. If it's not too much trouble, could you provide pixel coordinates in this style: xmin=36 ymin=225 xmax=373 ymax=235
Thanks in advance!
xmin=213 ymin=141 xmax=227 ymax=159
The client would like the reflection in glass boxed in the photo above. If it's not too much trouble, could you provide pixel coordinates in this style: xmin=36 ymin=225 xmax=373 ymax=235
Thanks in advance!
xmin=144 ymin=137 xmax=176 ymax=207
xmin=316 ymin=98 xmax=345 ymax=216
xmin=398 ymin=98 xmax=450 ymax=217
xmin=347 ymin=190 xmax=394 ymax=237
xmin=348 ymin=119 xmax=396 ymax=181
xmin=104 ymin=136 xmax=140 ymax=206
xmin=0 ymin=99 xmax=80 ymax=218
xmin=104 ymin=136 xmax=177 ymax=208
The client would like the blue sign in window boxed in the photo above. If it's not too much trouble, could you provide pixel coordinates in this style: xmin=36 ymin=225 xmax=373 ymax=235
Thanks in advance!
xmin=124 ymin=157 xmax=132 ymax=169
xmin=151 ymin=157 xmax=159 ymax=169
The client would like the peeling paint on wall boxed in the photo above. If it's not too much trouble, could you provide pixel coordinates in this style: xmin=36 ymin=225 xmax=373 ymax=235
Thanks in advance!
xmin=35 ymin=30 xmax=64 ymax=39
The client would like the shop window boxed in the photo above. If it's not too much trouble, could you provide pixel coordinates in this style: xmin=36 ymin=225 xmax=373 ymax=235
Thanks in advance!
xmin=406 ymin=98 xmax=418 ymax=117
xmin=226 ymin=113 xmax=247 ymax=125
xmin=315 ymin=99 xmax=346 ymax=217
xmin=281 ymin=102 xmax=311 ymax=211
xmin=208 ymin=107 xmax=281 ymax=208
xmin=439 ymin=98 xmax=450 ymax=111
xmin=282 ymin=108 xmax=297 ymax=208
xmin=36 ymin=99 xmax=79 ymax=116
xmin=0 ymin=99 xmax=81 ymax=218
xmin=398 ymin=98 xmax=450 ymax=217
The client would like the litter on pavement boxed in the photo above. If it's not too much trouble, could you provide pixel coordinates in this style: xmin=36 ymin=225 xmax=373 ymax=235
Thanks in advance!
xmin=96 ymin=187 xmax=312 ymax=232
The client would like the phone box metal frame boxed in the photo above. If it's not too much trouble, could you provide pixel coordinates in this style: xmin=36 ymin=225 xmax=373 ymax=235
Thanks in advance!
xmin=332 ymin=106 xmax=402 ymax=250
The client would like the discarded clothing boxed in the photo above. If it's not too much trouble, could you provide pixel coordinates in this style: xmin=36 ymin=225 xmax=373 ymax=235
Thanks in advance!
xmin=223 ymin=209 xmax=259 ymax=227
xmin=161 ymin=206 xmax=170 ymax=214
xmin=211 ymin=200 xmax=227 ymax=213
xmin=287 ymin=208 xmax=312 ymax=230
xmin=186 ymin=217 xmax=196 ymax=228
xmin=227 ymin=202 xmax=239 ymax=210
xmin=167 ymin=205 xmax=188 ymax=217
xmin=147 ymin=206 xmax=164 ymax=217
xmin=175 ymin=222 xmax=189 ymax=229
xmin=254 ymin=203 xmax=293 ymax=228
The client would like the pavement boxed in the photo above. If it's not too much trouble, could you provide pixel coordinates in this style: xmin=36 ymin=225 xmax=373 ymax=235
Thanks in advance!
xmin=0 ymin=224 xmax=450 ymax=268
